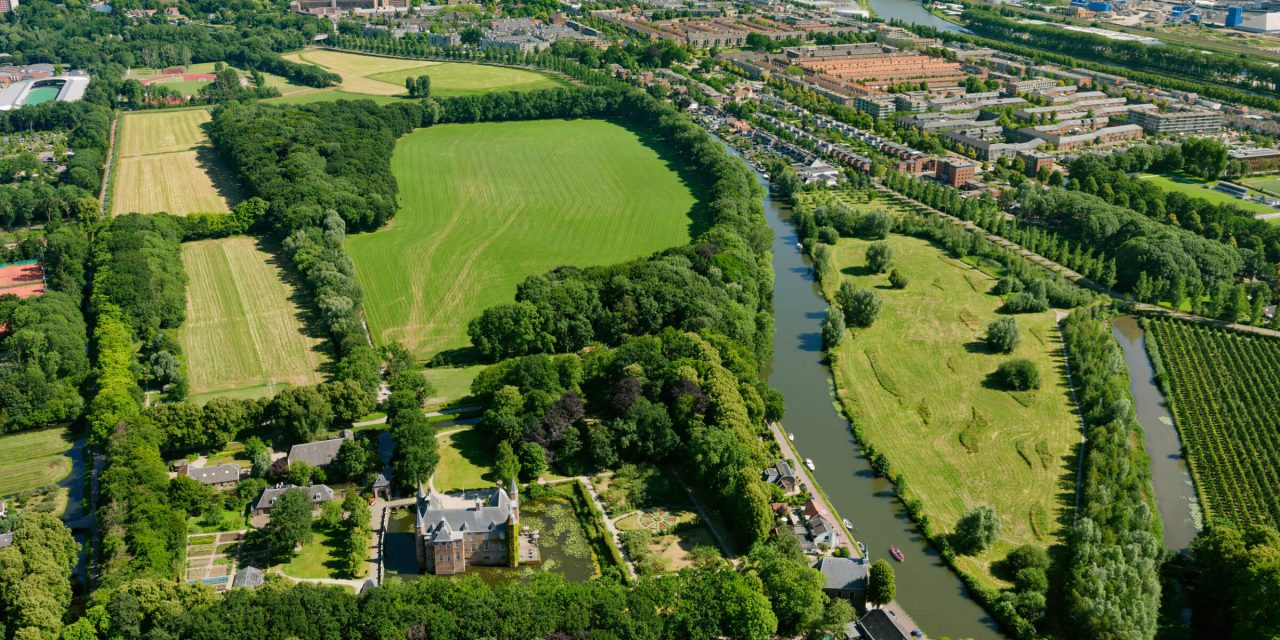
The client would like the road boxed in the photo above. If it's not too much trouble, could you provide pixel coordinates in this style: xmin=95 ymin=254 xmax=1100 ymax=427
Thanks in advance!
xmin=353 ymin=405 xmax=483 ymax=428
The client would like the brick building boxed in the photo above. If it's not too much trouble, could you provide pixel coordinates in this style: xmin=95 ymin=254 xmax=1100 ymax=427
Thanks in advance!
xmin=937 ymin=158 xmax=976 ymax=187
xmin=414 ymin=481 xmax=526 ymax=575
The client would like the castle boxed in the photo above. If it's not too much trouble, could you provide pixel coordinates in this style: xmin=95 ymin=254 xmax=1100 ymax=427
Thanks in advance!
xmin=413 ymin=480 xmax=520 ymax=575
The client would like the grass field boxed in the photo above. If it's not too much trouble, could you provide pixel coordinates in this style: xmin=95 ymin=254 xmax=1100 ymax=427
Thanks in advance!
xmin=346 ymin=119 xmax=701 ymax=359
xmin=434 ymin=428 xmax=495 ymax=494
xmin=179 ymin=237 xmax=330 ymax=403
xmin=1139 ymin=173 xmax=1277 ymax=215
xmin=0 ymin=428 xmax=74 ymax=497
xmin=825 ymin=234 xmax=1078 ymax=587
xmin=422 ymin=365 xmax=483 ymax=409
xmin=1242 ymin=174 xmax=1280 ymax=195
xmin=113 ymin=109 xmax=237 ymax=216
xmin=280 ymin=528 xmax=344 ymax=579
xmin=274 ymin=50 xmax=563 ymax=103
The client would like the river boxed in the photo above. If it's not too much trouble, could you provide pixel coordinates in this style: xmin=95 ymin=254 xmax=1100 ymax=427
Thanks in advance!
xmin=757 ymin=180 xmax=1001 ymax=638
xmin=1110 ymin=317 xmax=1201 ymax=551
xmin=866 ymin=0 xmax=967 ymax=32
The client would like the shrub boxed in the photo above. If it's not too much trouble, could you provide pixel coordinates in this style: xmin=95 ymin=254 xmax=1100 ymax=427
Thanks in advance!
xmin=953 ymin=505 xmax=1001 ymax=554
xmin=994 ymin=359 xmax=1041 ymax=391
xmin=866 ymin=241 xmax=894 ymax=274
xmin=984 ymin=317 xmax=1021 ymax=354
xmin=817 ymin=226 xmax=839 ymax=245
xmin=843 ymin=289 xmax=882 ymax=328
xmin=888 ymin=269 xmax=909 ymax=289
xmin=822 ymin=308 xmax=845 ymax=350
xmin=1001 ymin=292 xmax=1049 ymax=314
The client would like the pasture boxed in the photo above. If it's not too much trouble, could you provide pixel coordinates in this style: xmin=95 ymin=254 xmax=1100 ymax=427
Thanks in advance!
xmin=179 ymin=237 xmax=330 ymax=403
xmin=346 ymin=119 xmax=700 ymax=359
xmin=1138 ymin=173 xmax=1277 ymax=215
xmin=112 ymin=109 xmax=236 ymax=216
xmin=275 ymin=50 xmax=563 ymax=102
xmin=0 ymin=428 xmax=74 ymax=497
xmin=825 ymin=234 xmax=1078 ymax=587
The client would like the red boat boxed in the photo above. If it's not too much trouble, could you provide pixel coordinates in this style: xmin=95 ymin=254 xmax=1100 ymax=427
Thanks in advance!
xmin=890 ymin=546 xmax=905 ymax=562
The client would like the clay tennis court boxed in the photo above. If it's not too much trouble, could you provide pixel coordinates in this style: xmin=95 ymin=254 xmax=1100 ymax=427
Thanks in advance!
xmin=0 ymin=261 xmax=45 ymax=299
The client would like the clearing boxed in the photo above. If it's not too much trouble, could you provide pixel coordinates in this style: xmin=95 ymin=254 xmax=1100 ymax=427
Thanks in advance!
xmin=825 ymin=233 xmax=1078 ymax=588
xmin=276 ymin=49 xmax=563 ymax=102
xmin=346 ymin=119 xmax=701 ymax=359
xmin=433 ymin=427 xmax=495 ymax=494
xmin=1138 ymin=173 xmax=1277 ymax=216
xmin=112 ymin=109 xmax=237 ymax=216
xmin=179 ymin=236 xmax=330 ymax=403
xmin=0 ymin=428 xmax=75 ymax=497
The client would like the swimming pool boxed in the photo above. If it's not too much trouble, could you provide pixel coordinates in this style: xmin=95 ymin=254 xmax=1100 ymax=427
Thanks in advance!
xmin=22 ymin=86 xmax=62 ymax=106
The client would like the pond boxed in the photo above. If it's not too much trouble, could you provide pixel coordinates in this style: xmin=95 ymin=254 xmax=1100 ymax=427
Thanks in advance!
xmin=383 ymin=496 xmax=598 ymax=585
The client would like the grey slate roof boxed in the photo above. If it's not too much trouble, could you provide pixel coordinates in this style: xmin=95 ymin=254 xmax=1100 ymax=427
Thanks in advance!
xmin=287 ymin=430 xmax=354 ymax=467
xmin=254 ymin=484 xmax=334 ymax=511
xmin=0 ymin=532 xmax=12 ymax=549
xmin=373 ymin=473 xmax=389 ymax=487
xmin=187 ymin=463 xmax=241 ymax=485
xmin=815 ymin=556 xmax=868 ymax=591
xmin=415 ymin=484 xmax=515 ymax=541
xmin=232 ymin=566 xmax=264 ymax=589
xmin=855 ymin=608 xmax=914 ymax=640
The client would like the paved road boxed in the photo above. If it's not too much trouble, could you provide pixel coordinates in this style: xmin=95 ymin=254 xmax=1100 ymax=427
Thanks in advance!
xmin=353 ymin=405 xmax=483 ymax=428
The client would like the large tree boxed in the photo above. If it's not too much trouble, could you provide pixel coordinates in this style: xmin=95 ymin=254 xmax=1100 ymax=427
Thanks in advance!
xmin=868 ymin=559 xmax=896 ymax=607
xmin=271 ymin=386 xmax=333 ymax=446
xmin=0 ymin=512 xmax=79 ymax=639
xmin=954 ymin=505 xmax=1002 ymax=554
xmin=264 ymin=488 xmax=313 ymax=556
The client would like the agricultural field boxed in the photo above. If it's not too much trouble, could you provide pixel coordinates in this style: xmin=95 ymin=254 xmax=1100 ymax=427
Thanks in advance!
xmin=112 ymin=109 xmax=237 ymax=216
xmin=346 ymin=119 xmax=701 ymax=359
xmin=1145 ymin=317 xmax=1280 ymax=530
xmin=277 ymin=50 xmax=562 ymax=102
xmin=825 ymin=234 xmax=1079 ymax=587
xmin=1138 ymin=173 xmax=1277 ymax=215
xmin=0 ymin=428 xmax=75 ymax=497
xmin=178 ymin=236 xmax=330 ymax=403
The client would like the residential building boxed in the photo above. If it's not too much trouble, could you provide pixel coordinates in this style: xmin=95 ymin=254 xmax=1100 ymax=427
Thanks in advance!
xmin=1018 ymin=150 xmax=1055 ymax=176
xmin=855 ymin=95 xmax=896 ymax=119
xmin=287 ymin=429 xmax=355 ymax=468
xmin=414 ymin=481 xmax=528 ymax=575
xmin=253 ymin=484 xmax=335 ymax=515
xmin=937 ymin=157 xmax=976 ymax=187
xmin=763 ymin=460 xmax=799 ymax=493
xmin=854 ymin=608 xmax=917 ymax=640
xmin=0 ymin=0 xmax=17 ymax=13
xmin=814 ymin=556 xmax=868 ymax=606
xmin=182 ymin=463 xmax=243 ymax=489
xmin=1130 ymin=109 xmax=1223 ymax=134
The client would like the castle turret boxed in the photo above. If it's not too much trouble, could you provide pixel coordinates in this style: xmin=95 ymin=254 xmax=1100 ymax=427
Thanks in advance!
xmin=508 ymin=478 xmax=519 ymax=523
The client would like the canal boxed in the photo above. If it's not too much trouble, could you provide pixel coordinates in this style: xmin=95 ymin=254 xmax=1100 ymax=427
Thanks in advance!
xmin=758 ymin=178 xmax=1001 ymax=638
xmin=1110 ymin=317 xmax=1201 ymax=551
xmin=866 ymin=0 xmax=967 ymax=32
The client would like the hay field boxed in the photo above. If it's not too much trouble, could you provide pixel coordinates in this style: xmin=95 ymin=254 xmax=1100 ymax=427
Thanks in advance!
xmin=369 ymin=61 xmax=566 ymax=97
xmin=112 ymin=109 xmax=235 ymax=216
xmin=0 ymin=428 xmax=74 ymax=497
xmin=179 ymin=237 xmax=330 ymax=403
xmin=825 ymin=234 xmax=1079 ymax=588
xmin=282 ymin=49 xmax=437 ymax=96
xmin=346 ymin=119 xmax=700 ymax=359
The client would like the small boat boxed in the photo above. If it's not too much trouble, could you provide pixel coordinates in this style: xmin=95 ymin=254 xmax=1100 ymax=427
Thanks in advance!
xmin=857 ymin=541 xmax=867 ymax=554
xmin=842 ymin=518 xmax=853 ymax=530
xmin=788 ymin=432 xmax=795 ymax=441
xmin=804 ymin=458 xmax=815 ymax=471
xmin=795 ymin=242 xmax=803 ymax=250
xmin=890 ymin=546 xmax=905 ymax=562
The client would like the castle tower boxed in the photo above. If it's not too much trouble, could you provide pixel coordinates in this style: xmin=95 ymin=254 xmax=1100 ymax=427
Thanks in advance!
xmin=508 ymin=478 xmax=519 ymax=524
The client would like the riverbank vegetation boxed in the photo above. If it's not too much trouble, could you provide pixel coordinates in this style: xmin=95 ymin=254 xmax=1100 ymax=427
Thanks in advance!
xmin=1144 ymin=316 xmax=1280 ymax=530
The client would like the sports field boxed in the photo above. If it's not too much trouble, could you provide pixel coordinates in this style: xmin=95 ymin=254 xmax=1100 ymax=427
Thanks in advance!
xmin=346 ymin=119 xmax=700 ymax=359
xmin=1138 ymin=173 xmax=1277 ymax=215
xmin=1242 ymin=174 xmax=1280 ymax=195
xmin=275 ymin=50 xmax=564 ymax=102
xmin=112 ymin=109 xmax=235 ymax=216
xmin=179 ymin=237 xmax=330 ymax=403
xmin=825 ymin=234 xmax=1078 ymax=587
xmin=0 ymin=428 xmax=74 ymax=497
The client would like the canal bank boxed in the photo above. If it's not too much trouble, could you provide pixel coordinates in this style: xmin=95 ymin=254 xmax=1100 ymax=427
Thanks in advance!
xmin=758 ymin=181 xmax=1001 ymax=637
xmin=1110 ymin=316 xmax=1202 ymax=551
xmin=866 ymin=0 xmax=966 ymax=31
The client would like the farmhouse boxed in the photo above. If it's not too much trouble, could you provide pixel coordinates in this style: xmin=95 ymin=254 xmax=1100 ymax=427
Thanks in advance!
xmin=762 ymin=460 xmax=799 ymax=493
xmin=253 ymin=484 xmax=335 ymax=515
xmin=413 ymin=481 xmax=530 ymax=575
xmin=181 ymin=463 xmax=243 ymax=488
xmin=814 ymin=556 xmax=868 ymax=607
xmin=287 ymin=429 xmax=354 ymax=468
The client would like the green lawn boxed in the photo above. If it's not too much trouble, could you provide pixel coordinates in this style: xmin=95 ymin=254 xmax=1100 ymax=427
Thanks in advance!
xmin=280 ymin=527 xmax=344 ymax=580
xmin=346 ymin=119 xmax=702 ymax=359
xmin=1139 ymin=173 xmax=1277 ymax=215
xmin=0 ymin=428 xmax=75 ymax=497
xmin=368 ymin=62 xmax=566 ymax=97
xmin=422 ymin=365 xmax=483 ymax=409
xmin=434 ymin=428 xmax=495 ymax=493
xmin=824 ymin=234 xmax=1078 ymax=588
xmin=1242 ymin=174 xmax=1280 ymax=196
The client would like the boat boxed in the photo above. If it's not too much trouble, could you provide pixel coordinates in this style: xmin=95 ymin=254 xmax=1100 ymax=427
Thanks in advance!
xmin=788 ymin=432 xmax=795 ymax=441
xmin=842 ymin=518 xmax=853 ymax=530
xmin=795 ymin=242 xmax=803 ymax=250
xmin=804 ymin=458 xmax=815 ymax=471
xmin=890 ymin=546 xmax=905 ymax=562
xmin=857 ymin=541 xmax=867 ymax=555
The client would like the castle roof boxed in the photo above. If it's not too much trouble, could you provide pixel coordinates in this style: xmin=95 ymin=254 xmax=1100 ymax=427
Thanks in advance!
xmin=416 ymin=486 xmax=515 ymax=541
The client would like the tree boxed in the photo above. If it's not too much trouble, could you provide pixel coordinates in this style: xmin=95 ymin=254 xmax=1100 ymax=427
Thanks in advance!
xmin=333 ymin=437 xmax=375 ymax=483
xmin=318 ymin=380 xmax=373 ymax=424
xmin=494 ymin=440 xmax=520 ymax=482
xmin=518 ymin=442 xmax=548 ymax=481
xmin=169 ymin=475 xmax=214 ymax=517
xmin=888 ymin=268 xmax=909 ymax=289
xmin=866 ymin=241 xmax=894 ymax=274
xmin=341 ymin=490 xmax=371 ymax=578
xmin=271 ymin=386 xmax=333 ymax=446
xmin=821 ymin=308 xmax=845 ymax=350
xmin=0 ymin=512 xmax=79 ymax=639
xmin=954 ymin=505 xmax=1001 ymax=554
xmin=750 ymin=542 xmax=826 ymax=633
xmin=994 ymin=359 xmax=1040 ymax=391
xmin=868 ymin=559 xmax=896 ymax=606
xmin=390 ymin=411 xmax=439 ymax=491
xmin=984 ymin=317 xmax=1021 ymax=354
xmin=264 ymin=488 xmax=313 ymax=556
xmin=843 ymin=288 xmax=882 ymax=328
xmin=285 ymin=461 xmax=315 ymax=486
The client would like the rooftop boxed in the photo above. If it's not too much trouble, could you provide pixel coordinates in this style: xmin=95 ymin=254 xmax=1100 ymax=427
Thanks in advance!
xmin=287 ymin=430 xmax=354 ymax=467
xmin=186 ymin=463 xmax=241 ymax=485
